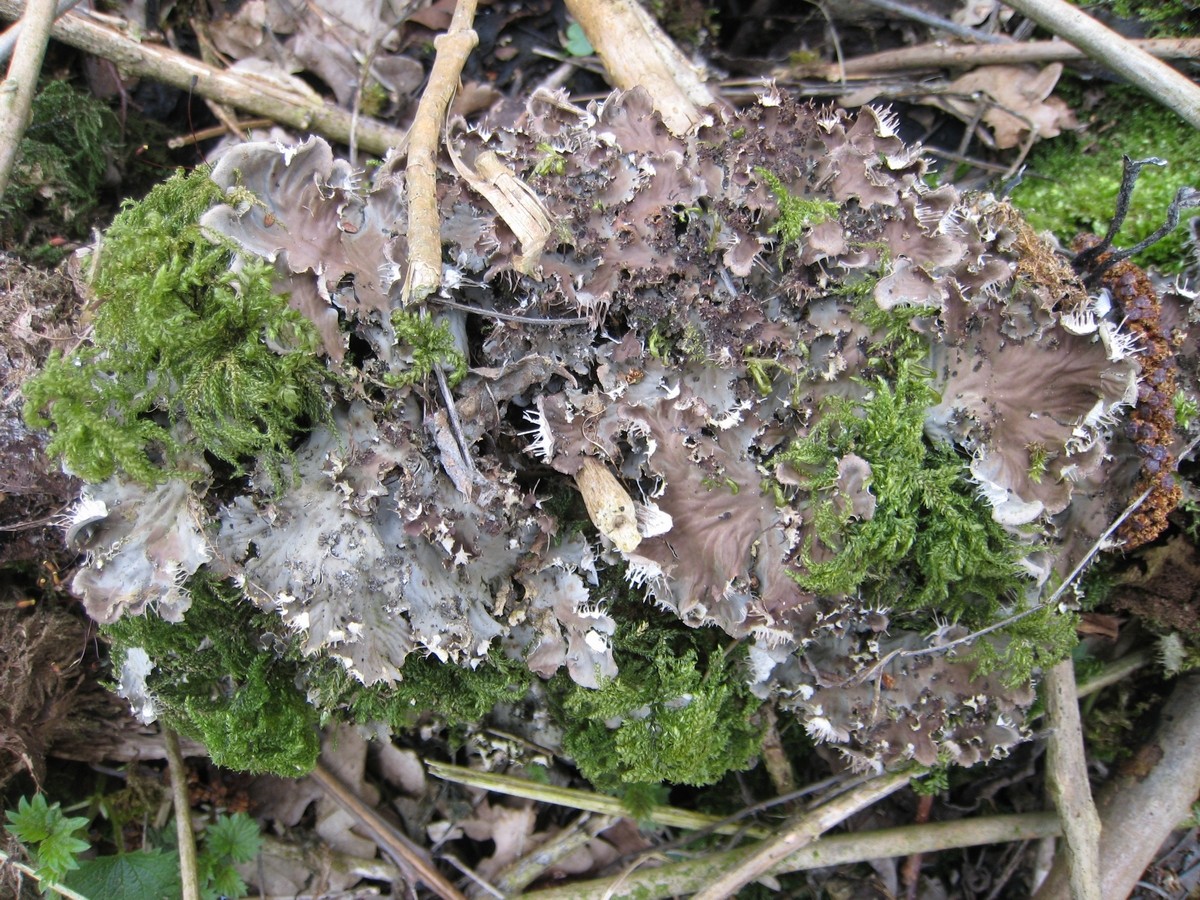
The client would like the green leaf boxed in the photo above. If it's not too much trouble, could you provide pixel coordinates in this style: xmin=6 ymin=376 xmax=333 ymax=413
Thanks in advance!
xmin=563 ymin=22 xmax=594 ymax=57
xmin=204 ymin=812 xmax=261 ymax=864
xmin=5 ymin=795 xmax=92 ymax=884
xmin=66 ymin=849 xmax=182 ymax=900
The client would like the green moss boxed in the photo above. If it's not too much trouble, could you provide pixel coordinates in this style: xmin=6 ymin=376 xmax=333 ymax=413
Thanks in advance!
xmin=0 ymin=80 xmax=122 ymax=250
xmin=1009 ymin=85 xmax=1200 ymax=272
xmin=553 ymin=619 xmax=762 ymax=792
xmin=754 ymin=167 xmax=839 ymax=254
xmin=778 ymin=310 xmax=1076 ymax=684
xmin=1068 ymin=0 xmax=1198 ymax=36
xmin=23 ymin=168 xmax=330 ymax=484
xmin=302 ymin=649 xmax=533 ymax=731
xmin=104 ymin=575 xmax=320 ymax=776
xmin=386 ymin=309 xmax=468 ymax=388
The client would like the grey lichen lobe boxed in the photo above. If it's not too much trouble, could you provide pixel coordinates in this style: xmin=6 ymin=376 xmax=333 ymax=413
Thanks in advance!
xmin=66 ymin=86 xmax=1178 ymax=773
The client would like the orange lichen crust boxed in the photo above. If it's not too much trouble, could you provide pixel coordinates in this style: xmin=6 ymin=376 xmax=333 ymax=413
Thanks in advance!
xmin=1075 ymin=235 xmax=1182 ymax=549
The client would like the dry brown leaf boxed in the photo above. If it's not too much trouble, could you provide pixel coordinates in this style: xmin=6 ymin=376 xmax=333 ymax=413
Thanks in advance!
xmin=927 ymin=63 xmax=1078 ymax=149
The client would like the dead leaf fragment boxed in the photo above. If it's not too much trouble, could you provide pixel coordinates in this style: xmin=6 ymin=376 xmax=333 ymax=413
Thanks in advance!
xmin=925 ymin=63 xmax=1078 ymax=149
xmin=575 ymin=457 xmax=641 ymax=552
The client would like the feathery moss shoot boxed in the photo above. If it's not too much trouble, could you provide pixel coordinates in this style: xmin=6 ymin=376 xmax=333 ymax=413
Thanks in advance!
xmin=22 ymin=168 xmax=330 ymax=484
xmin=755 ymin=166 xmax=840 ymax=254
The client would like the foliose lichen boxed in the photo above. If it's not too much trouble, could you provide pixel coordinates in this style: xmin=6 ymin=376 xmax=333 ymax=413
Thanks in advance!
xmin=42 ymin=85 xmax=1197 ymax=784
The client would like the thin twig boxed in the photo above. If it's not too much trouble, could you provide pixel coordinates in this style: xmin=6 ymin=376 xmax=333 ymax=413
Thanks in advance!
xmin=1002 ymin=0 xmax=1200 ymax=128
xmin=487 ymin=811 xmax=616 ymax=897
xmin=1040 ymin=658 xmax=1101 ymax=900
xmin=523 ymin=812 xmax=1062 ymax=900
xmin=0 ymin=849 xmax=91 ymax=900
xmin=0 ymin=0 xmax=78 ymax=64
xmin=858 ymin=0 xmax=1007 ymax=44
xmin=782 ymin=37 xmax=1200 ymax=80
xmin=0 ymin=0 xmax=57 ymax=200
xmin=309 ymin=762 xmax=467 ymax=900
xmin=0 ymin=1 xmax=410 ymax=155
xmin=401 ymin=0 xmax=478 ymax=304
xmin=163 ymin=727 xmax=201 ymax=900
xmin=692 ymin=768 xmax=914 ymax=900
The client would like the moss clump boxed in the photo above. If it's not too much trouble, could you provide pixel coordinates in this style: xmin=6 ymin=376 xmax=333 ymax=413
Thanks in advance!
xmin=1067 ymin=0 xmax=1197 ymax=36
xmin=755 ymin=167 xmax=839 ymax=254
xmin=1009 ymin=85 xmax=1200 ymax=272
xmin=386 ymin=309 xmax=468 ymax=388
xmin=104 ymin=575 xmax=320 ymax=776
xmin=553 ymin=621 xmax=762 ymax=792
xmin=0 ymin=80 xmax=122 ymax=252
xmin=23 ymin=168 xmax=330 ymax=484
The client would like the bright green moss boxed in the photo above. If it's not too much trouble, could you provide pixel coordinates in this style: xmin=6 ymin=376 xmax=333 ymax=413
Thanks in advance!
xmin=553 ymin=622 xmax=762 ymax=792
xmin=386 ymin=309 xmax=468 ymax=388
xmin=755 ymin=167 xmax=839 ymax=254
xmin=23 ymin=168 xmax=330 ymax=484
xmin=104 ymin=575 xmax=320 ymax=776
xmin=1067 ymin=0 xmax=1197 ymax=36
xmin=1008 ymin=85 xmax=1200 ymax=272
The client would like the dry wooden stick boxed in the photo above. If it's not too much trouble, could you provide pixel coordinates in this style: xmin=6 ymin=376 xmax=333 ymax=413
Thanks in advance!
xmin=309 ymin=761 xmax=468 ymax=900
xmin=401 ymin=0 xmax=478 ymax=304
xmin=1002 ymin=0 xmax=1200 ymax=128
xmin=163 ymin=727 xmax=201 ymax=900
xmin=785 ymin=37 xmax=1200 ymax=80
xmin=524 ymin=812 xmax=1062 ymax=900
xmin=1035 ymin=673 xmax=1200 ymax=899
xmin=563 ymin=0 xmax=720 ymax=135
xmin=0 ymin=0 xmax=57 ymax=200
xmin=0 ymin=0 xmax=410 ymax=155
xmin=692 ymin=768 xmax=914 ymax=900
xmin=486 ymin=811 xmax=616 ymax=897
xmin=1040 ymin=658 xmax=1101 ymax=900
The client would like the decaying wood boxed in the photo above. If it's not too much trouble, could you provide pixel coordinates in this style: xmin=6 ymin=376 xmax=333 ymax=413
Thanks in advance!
xmin=0 ymin=0 xmax=57 ymax=199
xmin=1035 ymin=673 xmax=1200 ymax=899
xmin=564 ymin=0 xmax=720 ymax=135
xmin=401 ymin=0 xmax=479 ymax=304
xmin=692 ymin=768 xmax=914 ymax=900
xmin=525 ymin=812 xmax=1062 ymax=900
xmin=784 ymin=37 xmax=1200 ymax=80
xmin=1039 ymin=658 xmax=1101 ymax=900
xmin=0 ymin=0 xmax=410 ymax=155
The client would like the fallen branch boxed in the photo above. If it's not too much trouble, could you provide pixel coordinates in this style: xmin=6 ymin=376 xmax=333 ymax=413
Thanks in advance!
xmin=1040 ymin=658 xmax=1101 ymax=900
xmin=163 ymin=727 xmax=201 ymax=900
xmin=783 ymin=37 xmax=1200 ymax=80
xmin=309 ymin=762 xmax=467 ymax=900
xmin=425 ymin=760 xmax=772 ymax=838
xmin=0 ymin=0 xmax=57 ymax=199
xmin=0 ymin=0 xmax=410 ymax=155
xmin=1002 ymin=0 xmax=1200 ymax=128
xmin=563 ymin=0 xmax=720 ymax=135
xmin=692 ymin=768 xmax=914 ymax=900
xmin=1035 ymin=672 xmax=1200 ymax=899
xmin=487 ymin=811 xmax=616 ymax=897
xmin=401 ymin=0 xmax=478 ymax=304
xmin=524 ymin=812 xmax=1062 ymax=900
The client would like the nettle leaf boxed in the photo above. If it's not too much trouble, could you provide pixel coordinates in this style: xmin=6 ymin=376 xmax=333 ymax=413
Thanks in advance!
xmin=4 ymin=795 xmax=91 ymax=883
xmin=66 ymin=849 xmax=181 ymax=899
xmin=204 ymin=812 xmax=261 ymax=864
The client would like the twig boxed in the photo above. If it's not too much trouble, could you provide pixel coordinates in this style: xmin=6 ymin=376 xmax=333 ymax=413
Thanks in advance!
xmin=424 ymin=760 xmax=773 ymax=838
xmin=309 ymin=762 xmax=467 ymax=900
xmin=0 ymin=0 xmax=410 ymax=155
xmin=1035 ymin=674 xmax=1200 ymax=899
xmin=901 ymin=792 xmax=935 ymax=900
xmin=692 ymin=768 xmax=914 ymax=900
xmin=487 ymin=811 xmax=616 ymax=897
xmin=0 ymin=0 xmax=77 ymax=64
xmin=523 ymin=812 xmax=1062 ymax=900
xmin=0 ymin=849 xmax=92 ymax=900
xmin=857 ymin=0 xmax=1007 ymax=44
xmin=401 ymin=0 xmax=478 ymax=304
xmin=1040 ymin=658 xmax=1101 ymax=900
xmin=163 ymin=727 xmax=201 ymax=900
xmin=0 ymin=0 xmax=56 ymax=200
xmin=783 ymin=37 xmax=1200 ymax=80
xmin=1075 ymin=648 xmax=1152 ymax=699
xmin=563 ymin=0 xmax=720 ymax=135
xmin=1002 ymin=0 xmax=1200 ymax=128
